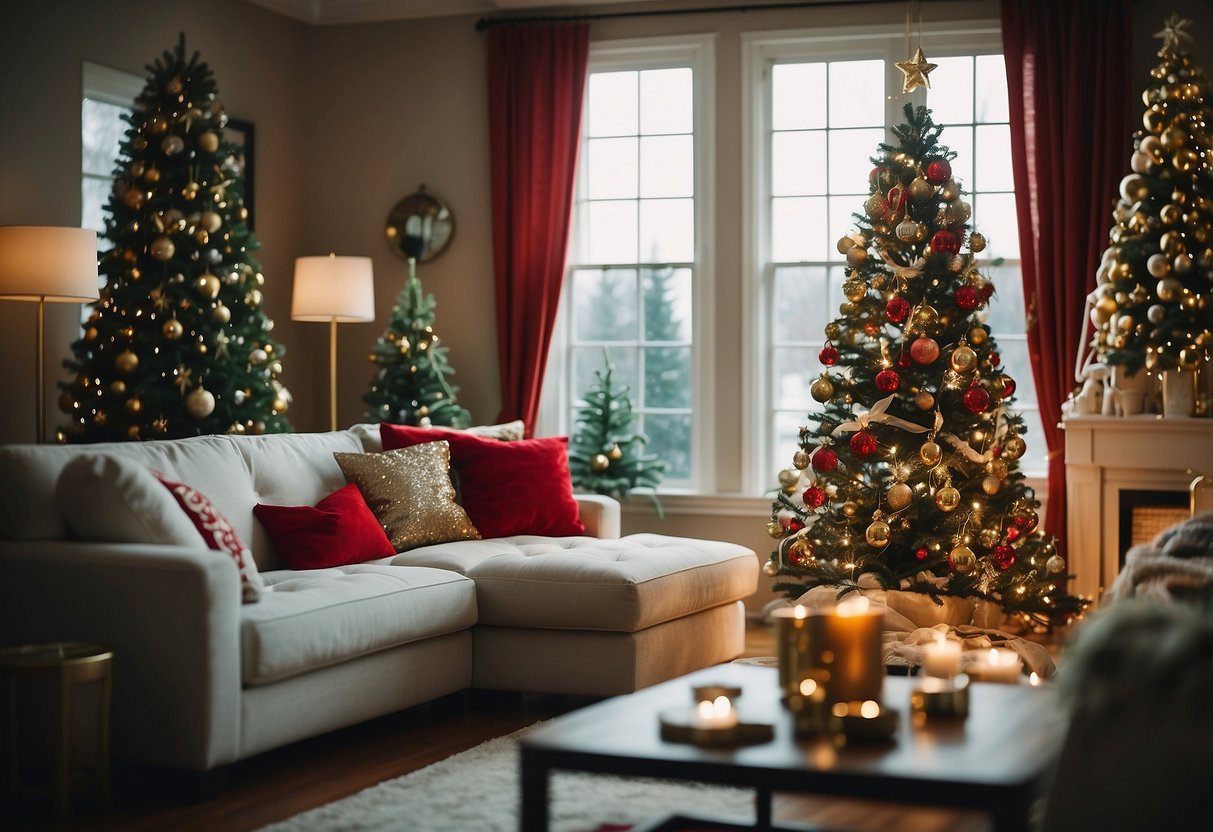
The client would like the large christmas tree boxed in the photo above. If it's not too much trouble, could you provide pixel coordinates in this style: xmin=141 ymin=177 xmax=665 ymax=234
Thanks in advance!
xmin=764 ymin=104 xmax=1085 ymax=628
xmin=363 ymin=259 xmax=469 ymax=428
xmin=60 ymin=35 xmax=291 ymax=442
xmin=1091 ymin=14 xmax=1213 ymax=373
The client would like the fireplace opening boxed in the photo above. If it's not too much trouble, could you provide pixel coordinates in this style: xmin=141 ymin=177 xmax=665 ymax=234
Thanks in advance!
xmin=1117 ymin=489 xmax=1189 ymax=568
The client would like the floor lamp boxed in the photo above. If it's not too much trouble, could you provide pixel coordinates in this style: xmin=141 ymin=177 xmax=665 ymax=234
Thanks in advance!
xmin=291 ymin=254 xmax=375 ymax=431
xmin=0 ymin=226 xmax=99 ymax=443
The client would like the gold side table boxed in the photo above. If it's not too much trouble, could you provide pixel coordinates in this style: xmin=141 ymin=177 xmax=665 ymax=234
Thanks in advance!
xmin=0 ymin=642 xmax=113 ymax=817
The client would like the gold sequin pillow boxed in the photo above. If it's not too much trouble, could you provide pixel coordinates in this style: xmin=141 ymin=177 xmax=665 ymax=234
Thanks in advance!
xmin=334 ymin=442 xmax=480 ymax=552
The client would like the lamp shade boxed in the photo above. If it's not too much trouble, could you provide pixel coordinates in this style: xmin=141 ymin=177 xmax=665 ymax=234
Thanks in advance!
xmin=0 ymin=226 xmax=99 ymax=302
xmin=291 ymin=255 xmax=375 ymax=322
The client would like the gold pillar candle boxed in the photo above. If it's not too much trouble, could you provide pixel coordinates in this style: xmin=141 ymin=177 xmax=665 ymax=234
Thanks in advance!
xmin=824 ymin=594 xmax=885 ymax=703
xmin=775 ymin=605 xmax=828 ymax=701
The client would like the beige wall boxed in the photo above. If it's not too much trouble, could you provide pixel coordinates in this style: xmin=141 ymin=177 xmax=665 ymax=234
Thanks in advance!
xmin=1 ymin=0 xmax=1208 ymax=613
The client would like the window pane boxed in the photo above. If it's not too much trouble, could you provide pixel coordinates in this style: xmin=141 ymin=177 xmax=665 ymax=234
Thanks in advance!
xmin=645 ymin=347 xmax=692 ymax=407
xmin=588 ymin=71 xmax=637 ymax=137
xmin=982 ymin=263 xmax=1025 ymax=333
xmin=773 ymin=346 xmax=817 ymax=409
xmin=81 ymin=176 xmax=110 ymax=236
xmin=772 ymin=63 xmax=826 ymax=130
xmin=773 ymin=411 xmax=809 ymax=475
xmin=643 ymin=267 xmax=692 ymax=341
xmin=829 ymin=127 xmax=885 ymax=193
xmin=772 ymin=131 xmax=826 ymax=196
xmin=640 ymin=67 xmax=692 ymax=134
xmin=573 ymin=346 xmax=639 ymax=405
xmin=588 ymin=137 xmax=638 ymax=199
xmin=587 ymin=200 xmax=638 ymax=263
xmin=975 ymin=55 xmax=1009 ymax=123
xmin=572 ymin=268 xmax=638 ymax=341
xmin=828 ymin=201 xmax=862 ymax=262
xmin=639 ymin=198 xmax=693 ymax=263
xmin=640 ymin=134 xmax=693 ymax=198
xmin=973 ymin=193 xmax=1020 ymax=259
xmin=773 ymin=266 xmax=832 ymax=342
xmin=644 ymin=413 xmax=692 ymax=480
xmin=974 ymin=124 xmax=1014 ymax=192
xmin=926 ymin=56 xmax=974 ymax=124
xmin=82 ymin=98 xmax=126 ymax=176
xmin=993 ymin=337 xmax=1034 ymax=407
xmin=1016 ymin=407 xmax=1048 ymax=476
xmin=828 ymin=60 xmax=883 ymax=127
xmin=772 ymin=197 xmax=828 ymax=263
xmin=944 ymin=125 xmax=973 ymax=190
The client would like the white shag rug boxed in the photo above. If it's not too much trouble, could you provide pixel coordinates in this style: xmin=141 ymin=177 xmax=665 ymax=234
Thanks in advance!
xmin=259 ymin=724 xmax=755 ymax=832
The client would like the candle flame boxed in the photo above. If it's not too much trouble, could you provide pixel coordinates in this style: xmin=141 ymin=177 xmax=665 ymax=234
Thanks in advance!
xmin=1029 ymin=672 xmax=1041 ymax=686
xmin=793 ymin=604 xmax=807 ymax=619
xmin=696 ymin=700 xmax=714 ymax=720
xmin=860 ymin=700 xmax=881 ymax=718
xmin=799 ymin=678 xmax=818 ymax=696
xmin=712 ymin=695 xmax=732 ymax=718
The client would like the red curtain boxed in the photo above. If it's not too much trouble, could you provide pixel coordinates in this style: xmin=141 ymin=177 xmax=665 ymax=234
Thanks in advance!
xmin=1001 ymin=0 xmax=1131 ymax=552
xmin=487 ymin=23 xmax=590 ymax=434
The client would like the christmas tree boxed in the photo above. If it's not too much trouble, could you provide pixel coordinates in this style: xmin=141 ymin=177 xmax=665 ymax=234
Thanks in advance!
xmin=363 ymin=257 xmax=469 ymax=427
xmin=568 ymin=352 xmax=664 ymax=515
xmin=59 ymin=35 xmax=291 ymax=442
xmin=764 ymin=104 xmax=1085 ymax=628
xmin=1091 ymin=14 xmax=1213 ymax=373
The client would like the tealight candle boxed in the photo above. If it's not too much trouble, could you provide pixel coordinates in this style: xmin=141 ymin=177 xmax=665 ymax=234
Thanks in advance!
xmin=691 ymin=695 xmax=738 ymax=730
xmin=967 ymin=647 xmax=1023 ymax=683
xmin=922 ymin=635 xmax=962 ymax=679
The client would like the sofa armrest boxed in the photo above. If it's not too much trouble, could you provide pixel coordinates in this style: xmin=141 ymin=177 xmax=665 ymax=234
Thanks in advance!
xmin=575 ymin=494 xmax=621 ymax=539
xmin=0 ymin=540 xmax=242 ymax=771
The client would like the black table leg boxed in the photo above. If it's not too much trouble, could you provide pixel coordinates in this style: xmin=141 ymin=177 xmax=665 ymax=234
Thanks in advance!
xmin=520 ymin=750 xmax=550 ymax=832
xmin=756 ymin=785 xmax=773 ymax=830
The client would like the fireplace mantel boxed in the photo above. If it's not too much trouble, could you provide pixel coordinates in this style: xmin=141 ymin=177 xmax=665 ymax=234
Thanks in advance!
xmin=1063 ymin=414 xmax=1213 ymax=603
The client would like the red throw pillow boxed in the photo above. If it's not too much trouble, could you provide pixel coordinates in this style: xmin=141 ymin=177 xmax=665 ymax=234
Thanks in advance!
xmin=154 ymin=472 xmax=265 ymax=603
xmin=380 ymin=424 xmax=585 ymax=538
xmin=254 ymin=483 xmax=396 ymax=569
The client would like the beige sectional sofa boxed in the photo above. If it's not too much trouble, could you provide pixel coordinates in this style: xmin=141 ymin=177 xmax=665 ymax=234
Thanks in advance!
xmin=0 ymin=426 xmax=756 ymax=775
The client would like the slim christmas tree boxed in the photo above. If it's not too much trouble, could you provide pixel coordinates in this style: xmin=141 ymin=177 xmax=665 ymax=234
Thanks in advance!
xmin=363 ymin=258 xmax=469 ymax=428
xmin=1091 ymin=14 xmax=1213 ymax=374
xmin=568 ymin=353 xmax=664 ymax=515
xmin=765 ymin=104 xmax=1085 ymax=628
xmin=59 ymin=35 xmax=291 ymax=442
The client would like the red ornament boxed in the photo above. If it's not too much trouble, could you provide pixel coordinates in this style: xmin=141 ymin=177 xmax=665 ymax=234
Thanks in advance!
xmin=811 ymin=448 xmax=838 ymax=473
xmin=819 ymin=344 xmax=839 ymax=366
xmin=1005 ymin=526 xmax=1021 ymax=543
xmin=869 ymin=165 xmax=886 ymax=187
xmin=999 ymin=375 xmax=1017 ymax=399
xmin=788 ymin=546 xmax=813 ymax=567
xmin=897 ymin=352 xmax=912 ymax=368
xmin=989 ymin=351 xmax=1001 ymax=367
xmin=802 ymin=486 xmax=827 ymax=509
xmin=963 ymin=385 xmax=991 ymax=413
xmin=994 ymin=544 xmax=1017 ymax=571
xmin=780 ymin=516 xmax=805 ymax=533
xmin=850 ymin=430 xmax=879 ymax=458
xmin=885 ymin=296 xmax=910 ymax=323
xmin=954 ymin=285 xmax=979 ymax=310
xmin=875 ymin=368 xmax=901 ymax=392
xmin=887 ymin=185 xmax=907 ymax=217
xmin=863 ymin=320 xmax=881 ymax=336
xmin=915 ymin=546 xmax=929 ymax=561
xmin=926 ymin=158 xmax=952 ymax=185
xmin=931 ymin=229 xmax=960 ymax=254
xmin=980 ymin=282 xmax=995 ymax=300
xmin=909 ymin=336 xmax=941 ymax=365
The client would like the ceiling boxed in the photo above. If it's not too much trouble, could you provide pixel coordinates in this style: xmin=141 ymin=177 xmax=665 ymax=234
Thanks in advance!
xmin=242 ymin=0 xmax=663 ymax=26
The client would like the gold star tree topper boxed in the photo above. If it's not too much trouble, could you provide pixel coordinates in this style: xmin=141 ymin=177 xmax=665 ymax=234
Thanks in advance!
xmin=1155 ymin=13 xmax=1192 ymax=54
xmin=896 ymin=46 xmax=937 ymax=93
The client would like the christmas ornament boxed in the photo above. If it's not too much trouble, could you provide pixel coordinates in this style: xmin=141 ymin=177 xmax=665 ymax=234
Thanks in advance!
xmin=979 ymin=528 xmax=1000 ymax=549
xmin=895 ymin=47 xmax=937 ymax=93
xmin=925 ymin=159 xmax=952 ymax=185
xmin=981 ymin=474 xmax=1000 ymax=495
xmin=954 ymin=285 xmax=979 ymax=310
xmin=591 ymin=453 xmax=610 ymax=472
xmin=249 ymin=348 xmax=268 ymax=365
xmin=930 ymin=230 xmax=960 ymax=254
xmin=950 ymin=345 xmax=977 ymax=373
xmin=909 ymin=336 xmax=940 ymax=365
xmin=846 ymin=245 xmax=869 ymax=267
xmin=811 ymin=448 xmax=838 ymax=473
xmin=163 ymin=319 xmax=183 ymax=339
xmin=885 ymin=296 xmax=910 ymax=324
xmin=802 ymin=486 xmax=827 ymax=509
xmin=198 ymin=131 xmax=219 ymax=153
xmin=793 ymin=450 xmax=810 ymax=469
xmin=865 ymin=193 xmax=890 ymax=220
xmin=865 ymin=515 xmax=891 ymax=547
xmin=948 ymin=545 xmax=976 ymax=573
xmin=837 ymin=235 xmax=858 ymax=254
xmin=810 ymin=376 xmax=835 ymax=403
xmin=910 ymin=304 xmax=939 ymax=331
xmin=915 ymin=390 xmax=936 ymax=410
xmin=819 ymin=344 xmax=839 ymax=365
xmin=915 ymin=547 xmax=929 ymax=561
xmin=895 ymin=218 xmax=923 ymax=242
xmin=886 ymin=482 xmax=913 ymax=511
xmin=767 ymin=521 xmax=783 ymax=539
xmin=201 ymin=211 xmax=222 ymax=232
xmin=963 ymin=385 xmax=991 ymax=413
xmin=196 ymin=274 xmax=221 ymax=298
xmin=875 ymin=369 xmax=901 ymax=392
xmin=997 ymin=375 xmax=1017 ymax=399
xmin=968 ymin=232 xmax=987 ymax=253
xmin=968 ymin=326 xmax=988 ymax=345
xmin=919 ymin=441 xmax=942 ymax=466
xmin=1046 ymin=554 xmax=1066 ymax=574
xmin=115 ymin=350 xmax=139 ymax=374
xmin=935 ymin=486 xmax=960 ymax=512
xmin=778 ymin=468 xmax=799 ymax=489
xmin=150 ymin=236 xmax=176 ymax=261
xmin=185 ymin=386 xmax=216 ymax=419
xmin=908 ymin=177 xmax=934 ymax=202
xmin=211 ymin=303 xmax=231 ymax=323
xmin=161 ymin=135 xmax=185 ymax=155
xmin=994 ymin=545 xmax=1017 ymax=571
xmin=788 ymin=538 xmax=815 ymax=566
xmin=125 ymin=397 xmax=142 ymax=414
xmin=850 ymin=430 xmax=878 ymax=458
xmin=1005 ymin=526 xmax=1021 ymax=543
xmin=763 ymin=559 xmax=779 ymax=577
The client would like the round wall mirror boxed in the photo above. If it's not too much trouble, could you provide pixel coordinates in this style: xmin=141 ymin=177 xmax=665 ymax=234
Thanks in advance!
xmin=385 ymin=186 xmax=454 ymax=262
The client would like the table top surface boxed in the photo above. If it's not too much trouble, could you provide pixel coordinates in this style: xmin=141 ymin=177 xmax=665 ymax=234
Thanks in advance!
xmin=0 ymin=642 xmax=113 ymax=668
xmin=521 ymin=664 xmax=1066 ymax=798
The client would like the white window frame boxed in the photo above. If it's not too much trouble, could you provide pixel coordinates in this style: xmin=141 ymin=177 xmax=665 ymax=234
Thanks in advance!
xmin=538 ymin=33 xmax=716 ymax=493
xmin=82 ymin=62 xmax=141 ymax=236
xmin=740 ymin=21 xmax=1045 ymax=496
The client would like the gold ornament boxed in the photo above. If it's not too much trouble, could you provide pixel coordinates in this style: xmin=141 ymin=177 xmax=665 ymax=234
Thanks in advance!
xmin=981 ymin=475 xmax=1001 ymax=495
xmin=150 ymin=236 xmax=175 ymax=261
xmin=163 ymin=318 xmax=184 ymax=340
xmin=950 ymin=345 xmax=977 ymax=373
xmin=842 ymin=501 xmax=858 ymax=517
xmin=968 ymin=232 xmax=987 ymax=253
xmin=968 ymin=326 xmax=988 ymax=345
xmin=272 ymin=397 xmax=288 ymax=414
xmin=919 ymin=441 xmax=942 ymax=466
xmin=1046 ymin=554 xmax=1066 ymax=574
xmin=109 ymin=380 xmax=126 ymax=395
xmin=185 ymin=387 xmax=216 ymax=419
xmin=949 ymin=545 xmax=977 ymax=573
xmin=201 ymin=211 xmax=222 ymax=233
xmin=608 ymin=443 xmax=623 ymax=461
xmin=115 ymin=349 xmax=139 ymax=375
xmin=763 ymin=559 xmax=779 ymax=577
xmin=122 ymin=189 xmax=146 ymax=210
xmin=1157 ymin=278 xmax=1182 ymax=302
xmin=198 ymin=131 xmax=220 ymax=153
xmin=591 ymin=453 xmax=610 ymax=472
xmin=810 ymin=376 xmax=835 ymax=403
xmin=84 ymin=326 xmax=99 ymax=342
xmin=915 ymin=389 xmax=935 ymax=411
xmin=935 ymin=486 xmax=961 ymax=512
xmin=246 ymin=289 xmax=263 ymax=308
xmin=211 ymin=303 xmax=231 ymax=324
xmin=846 ymin=246 xmax=869 ymax=268
xmin=887 ymin=482 xmax=913 ymax=511
xmin=908 ymin=177 xmax=934 ymax=202
xmin=911 ymin=304 xmax=939 ymax=331
xmin=778 ymin=468 xmax=799 ymax=489
xmin=789 ymin=538 xmax=815 ymax=562
xmin=792 ymin=450 xmax=810 ymax=469
xmin=866 ymin=516 xmax=892 ymax=547
xmin=196 ymin=274 xmax=221 ymax=298
xmin=824 ymin=322 xmax=841 ymax=341
xmin=767 ymin=521 xmax=784 ymax=539
xmin=149 ymin=115 xmax=168 ymax=134
xmin=125 ymin=397 xmax=142 ymax=414
xmin=979 ymin=528 xmax=1000 ymax=549
xmin=895 ymin=46 xmax=938 ymax=93
xmin=988 ymin=459 xmax=1009 ymax=480
xmin=843 ymin=278 xmax=867 ymax=302
xmin=143 ymin=166 xmax=160 ymax=184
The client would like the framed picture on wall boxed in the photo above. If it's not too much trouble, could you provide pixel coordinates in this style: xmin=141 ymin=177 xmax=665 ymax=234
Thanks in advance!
xmin=225 ymin=118 xmax=256 ymax=230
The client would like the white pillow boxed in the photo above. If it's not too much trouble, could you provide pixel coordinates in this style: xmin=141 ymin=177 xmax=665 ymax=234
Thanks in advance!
xmin=55 ymin=454 xmax=206 ymax=546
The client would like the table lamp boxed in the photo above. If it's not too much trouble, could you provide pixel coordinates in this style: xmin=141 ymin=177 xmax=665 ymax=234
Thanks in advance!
xmin=291 ymin=254 xmax=375 ymax=431
xmin=0 ymin=226 xmax=99 ymax=443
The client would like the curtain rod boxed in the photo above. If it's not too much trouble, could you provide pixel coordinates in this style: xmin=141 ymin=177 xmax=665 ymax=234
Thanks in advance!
xmin=475 ymin=0 xmax=895 ymax=32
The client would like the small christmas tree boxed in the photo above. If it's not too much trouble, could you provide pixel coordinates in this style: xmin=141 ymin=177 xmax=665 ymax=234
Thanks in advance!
xmin=764 ymin=104 xmax=1086 ymax=629
xmin=363 ymin=257 xmax=469 ymax=427
xmin=568 ymin=353 xmax=664 ymax=516
xmin=59 ymin=35 xmax=291 ymax=442
xmin=1091 ymin=14 xmax=1213 ymax=374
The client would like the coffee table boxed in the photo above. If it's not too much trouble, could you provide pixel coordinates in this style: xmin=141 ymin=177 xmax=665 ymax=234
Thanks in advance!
xmin=519 ymin=663 xmax=1065 ymax=832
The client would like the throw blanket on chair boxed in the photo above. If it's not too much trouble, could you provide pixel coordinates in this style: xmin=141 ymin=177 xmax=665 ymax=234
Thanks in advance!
xmin=1104 ymin=512 xmax=1213 ymax=605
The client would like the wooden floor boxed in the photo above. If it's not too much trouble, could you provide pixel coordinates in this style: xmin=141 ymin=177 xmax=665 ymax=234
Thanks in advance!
xmin=0 ymin=621 xmax=992 ymax=831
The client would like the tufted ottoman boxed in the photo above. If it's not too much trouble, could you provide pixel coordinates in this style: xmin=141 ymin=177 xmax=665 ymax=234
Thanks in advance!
xmin=395 ymin=533 xmax=758 ymax=696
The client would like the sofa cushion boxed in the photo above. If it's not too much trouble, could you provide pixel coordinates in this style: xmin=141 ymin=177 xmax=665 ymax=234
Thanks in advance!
xmin=348 ymin=420 xmax=526 ymax=454
xmin=394 ymin=533 xmax=757 ymax=632
xmin=335 ymin=443 xmax=481 ymax=552
xmin=54 ymin=454 xmax=207 ymax=546
xmin=381 ymin=425 xmax=584 ymax=538
xmin=242 ymin=565 xmax=477 ymax=685
xmin=254 ymin=483 xmax=395 ymax=570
